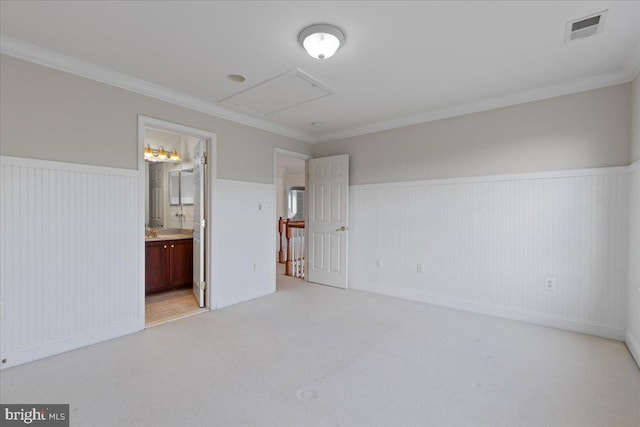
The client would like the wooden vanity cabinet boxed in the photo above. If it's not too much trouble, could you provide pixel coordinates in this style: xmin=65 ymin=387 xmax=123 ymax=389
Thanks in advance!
xmin=145 ymin=241 xmax=170 ymax=294
xmin=145 ymin=238 xmax=193 ymax=295
xmin=168 ymin=239 xmax=193 ymax=287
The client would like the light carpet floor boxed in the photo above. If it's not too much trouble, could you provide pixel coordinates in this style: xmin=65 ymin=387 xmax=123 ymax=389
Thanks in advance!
xmin=1 ymin=271 xmax=639 ymax=427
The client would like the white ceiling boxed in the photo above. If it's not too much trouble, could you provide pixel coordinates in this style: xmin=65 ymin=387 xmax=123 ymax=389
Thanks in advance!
xmin=1 ymin=1 xmax=639 ymax=143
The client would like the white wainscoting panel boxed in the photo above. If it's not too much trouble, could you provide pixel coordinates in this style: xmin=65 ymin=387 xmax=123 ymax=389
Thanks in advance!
xmin=627 ymin=161 xmax=640 ymax=365
xmin=0 ymin=156 xmax=141 ymax=369
xmin=213 ymin=179 xmax=275 ymax=309
xmin=350 ymin=167 xmax=630 ymax=340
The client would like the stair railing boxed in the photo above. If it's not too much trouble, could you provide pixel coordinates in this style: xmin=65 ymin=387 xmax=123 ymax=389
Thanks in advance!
xmin=278 ymin=217 xmax=305 ymax=278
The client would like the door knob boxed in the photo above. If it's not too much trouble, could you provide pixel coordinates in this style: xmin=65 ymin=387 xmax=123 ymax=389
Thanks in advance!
xmin=336 ymin=226 xmax=349 ymax=231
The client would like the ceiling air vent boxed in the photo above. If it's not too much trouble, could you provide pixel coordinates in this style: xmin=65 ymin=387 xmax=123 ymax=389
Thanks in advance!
xmin=565 ymin=10 xmax=607 ymax=42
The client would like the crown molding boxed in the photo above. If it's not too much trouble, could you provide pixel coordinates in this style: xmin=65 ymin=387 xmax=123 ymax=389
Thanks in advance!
xmin=623 ymin=37 xmax=640 ymax=81
xmin=2 ymin=34 xmax=637 ymax=146
xmin=0 ymin=35 xmax=315 ymax=143
xmin=314 ymin=65 xmax=638 ymax=143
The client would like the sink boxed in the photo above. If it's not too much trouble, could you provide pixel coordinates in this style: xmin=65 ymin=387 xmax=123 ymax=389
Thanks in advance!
xmin=145 ymin=233 xmax=193 ymax=241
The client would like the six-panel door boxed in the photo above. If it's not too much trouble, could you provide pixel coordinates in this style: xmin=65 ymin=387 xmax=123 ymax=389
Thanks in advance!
xmin=307 ymin=154 xmax=349 ymax=289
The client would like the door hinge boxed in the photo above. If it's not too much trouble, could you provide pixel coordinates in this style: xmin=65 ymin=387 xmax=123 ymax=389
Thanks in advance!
xmin=202 ymin=153 xmax=207 ymax=165
xmin=200 ymin=219 xmax=206 ymax=229
xmin=200 ymin=281 xmax=206 ymax=290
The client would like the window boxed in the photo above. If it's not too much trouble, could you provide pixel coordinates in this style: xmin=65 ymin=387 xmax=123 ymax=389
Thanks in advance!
xmin=288 ymin=187 xmax=305 ymax=220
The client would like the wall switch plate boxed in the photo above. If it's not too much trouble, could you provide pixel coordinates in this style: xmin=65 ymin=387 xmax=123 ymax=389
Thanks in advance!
xmin=417 ymin=263 xmax=424 ymax=273
xmin=545 ymin=278 xmax=557 ymax=291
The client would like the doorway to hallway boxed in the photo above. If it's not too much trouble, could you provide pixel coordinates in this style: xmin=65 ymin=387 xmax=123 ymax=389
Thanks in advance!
xmin=275 ymin=149 xmax=310 ymax=287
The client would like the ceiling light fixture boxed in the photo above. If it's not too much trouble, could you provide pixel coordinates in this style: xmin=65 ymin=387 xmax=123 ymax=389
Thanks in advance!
xmin=298 ymin=24 xmax=345 ymax=60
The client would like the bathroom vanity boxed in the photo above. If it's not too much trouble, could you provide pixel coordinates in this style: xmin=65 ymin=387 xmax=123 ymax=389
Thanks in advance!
xmin=145 ymin=234 xmax=193 ymax=295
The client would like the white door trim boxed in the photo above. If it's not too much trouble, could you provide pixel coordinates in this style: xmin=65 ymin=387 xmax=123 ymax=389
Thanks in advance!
xmin=138 ymin=116 xmax=218 ymax=325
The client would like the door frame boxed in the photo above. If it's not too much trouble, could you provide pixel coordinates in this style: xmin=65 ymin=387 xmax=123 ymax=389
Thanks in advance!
xmin=138 ymin=116 xmax=217 ymax=326
xmin=273 ymin=148 xmax=312 ymax=283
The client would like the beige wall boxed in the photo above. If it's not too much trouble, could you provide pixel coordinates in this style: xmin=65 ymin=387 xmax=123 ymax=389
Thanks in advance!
xmin=0 ymin=55 xmax=311 ymax=183
xmin=632 ymin=74 xmax=640 ymax=163
xmin=313 ymin=84 xmax=632 ymax=185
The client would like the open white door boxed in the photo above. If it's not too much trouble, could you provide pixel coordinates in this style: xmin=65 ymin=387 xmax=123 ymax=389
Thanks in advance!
xmin=307 ymin=154 xmax=349 ymax=288
xmin=192 ymin=140 xmax=206 ymax=307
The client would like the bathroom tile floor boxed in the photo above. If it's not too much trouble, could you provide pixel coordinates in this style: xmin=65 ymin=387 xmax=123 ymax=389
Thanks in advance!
xmin=145 ymin=288 xmax=207 ymax=327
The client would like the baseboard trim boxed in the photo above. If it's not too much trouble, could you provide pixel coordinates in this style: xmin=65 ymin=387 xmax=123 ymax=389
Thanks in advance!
xmin=0 ymin=321 xmax=142 ymax=370
xmin=216 ymin=289 xmax=275 ymax=310
xmin=350 ymin=281 xmax=625 ymax=341
xmin=625 ymin=330 xmax=640 ymax=369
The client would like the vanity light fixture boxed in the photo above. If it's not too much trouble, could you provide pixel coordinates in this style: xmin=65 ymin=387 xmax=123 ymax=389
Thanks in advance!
xmin=157 ymin=147 xmax=168 ymax=161
xmin=169 ymin=149 xmax=181 ymax=162
xmin=144 ymin=144 xmax=154 ymax=160
xmin=298 ymin=24 xmax=345 ymax=60
xmin=144 ymin=144 xmax=181 ymax=162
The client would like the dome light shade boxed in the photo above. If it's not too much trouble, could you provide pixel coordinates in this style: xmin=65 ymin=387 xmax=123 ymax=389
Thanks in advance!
xmin=169 ymin=148 xmax=181 ymax=161
xmin=157 ymin=147 xmax=168 ymax=161
xmin=144 ymin=144 xmax=154 ymax=160
xmin=298 ymin=24 xmax=345 ymax=60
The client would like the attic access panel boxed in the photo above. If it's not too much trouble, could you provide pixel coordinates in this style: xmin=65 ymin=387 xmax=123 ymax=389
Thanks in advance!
xmin=220 ymin=69 xmax=334 ymax=116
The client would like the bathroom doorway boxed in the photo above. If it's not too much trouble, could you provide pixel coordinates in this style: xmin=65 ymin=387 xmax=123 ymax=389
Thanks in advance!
xmin=138 ymin=117 xmax=216 ymax=327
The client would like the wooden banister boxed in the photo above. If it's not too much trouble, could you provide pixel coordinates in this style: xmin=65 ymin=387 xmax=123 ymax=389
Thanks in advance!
xmin=278 ymin=217 xmax=286 ymax=263
xmin=286 ymin=223 xmax=293 ymax=276
xmin=278 ymin=217 xmax=305 ymax=278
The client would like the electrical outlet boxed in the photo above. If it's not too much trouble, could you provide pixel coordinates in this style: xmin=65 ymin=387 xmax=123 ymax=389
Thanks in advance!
xmin=417 ymin=263 xmax=424 ymax=273
xmin=257 ymin=203 xmax=263 ymax=211
xmin=252 ymin=263 xmax=257 ymax=271
xmin=545 ymin=278 xmax=557 ymax=291
xmin=375 ymin=259 xmax=382 ymax=267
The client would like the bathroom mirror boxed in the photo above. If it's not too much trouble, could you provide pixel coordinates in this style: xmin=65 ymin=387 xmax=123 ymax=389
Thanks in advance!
xmin=168 ymin=170 xmax=193 ymax=206
xmin=180 ymin=170 xmax=194 ymax=205
xmin=168 ymin=171 xmax=181 ymax=206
